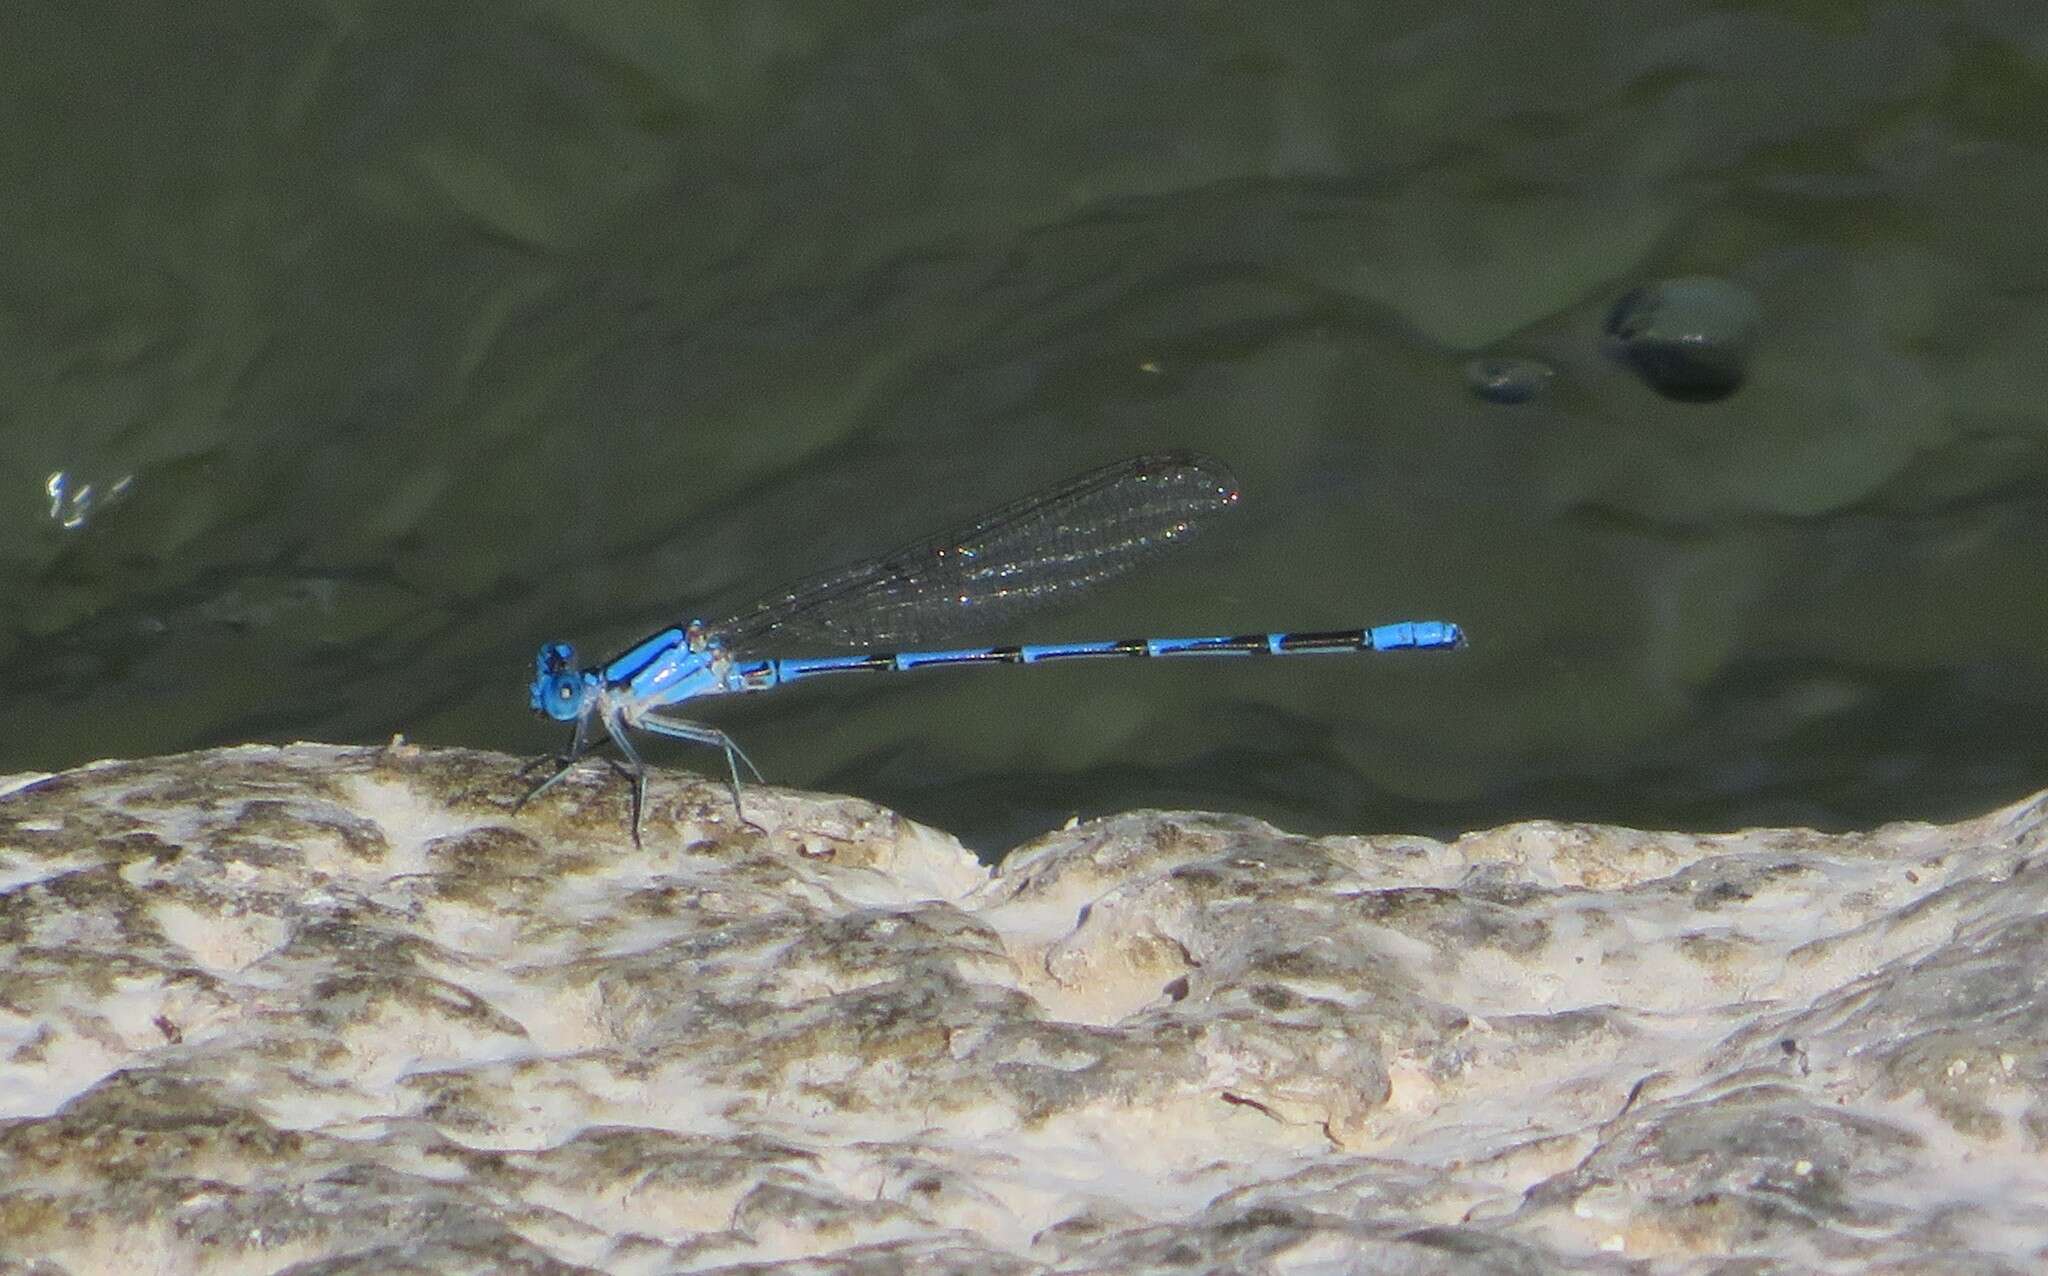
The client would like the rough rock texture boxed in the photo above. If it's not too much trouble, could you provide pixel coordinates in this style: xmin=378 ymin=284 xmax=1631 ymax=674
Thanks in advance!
xmin=2 ymin=743 xmax=2046 ymax=1273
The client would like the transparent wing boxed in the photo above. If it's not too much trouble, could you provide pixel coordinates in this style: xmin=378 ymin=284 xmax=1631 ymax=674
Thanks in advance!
xmin=712 ymin=450 xmax=1241 ymax=652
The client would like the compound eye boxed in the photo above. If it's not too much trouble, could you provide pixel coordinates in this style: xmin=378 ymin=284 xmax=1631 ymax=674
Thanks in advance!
xmin=553 ymin=677 xmax=579 ymax=704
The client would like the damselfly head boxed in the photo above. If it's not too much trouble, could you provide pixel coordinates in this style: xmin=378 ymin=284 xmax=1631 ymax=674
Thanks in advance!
xmin=530 ymin=642 xmax=592 ymax=721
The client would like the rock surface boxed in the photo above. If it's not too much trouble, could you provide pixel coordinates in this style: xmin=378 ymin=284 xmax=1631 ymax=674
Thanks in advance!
xmin=2 ymin=743 xmax=2045 ymax=1273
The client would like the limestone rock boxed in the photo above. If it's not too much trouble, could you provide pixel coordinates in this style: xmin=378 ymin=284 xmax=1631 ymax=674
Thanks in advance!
xmin=2 ymin=744 xmax=2044 ymax=1272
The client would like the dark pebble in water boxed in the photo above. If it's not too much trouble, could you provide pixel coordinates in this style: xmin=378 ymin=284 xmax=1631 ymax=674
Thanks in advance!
xmin=1603 ymin=275 xmax=1760 ymax=403
xmin=1465 ymin=356 xmax=1556 ymax=405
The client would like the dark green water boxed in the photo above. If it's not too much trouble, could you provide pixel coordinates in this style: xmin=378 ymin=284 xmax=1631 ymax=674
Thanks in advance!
xmin=8 ymin=1 xmax=2048 ymax=854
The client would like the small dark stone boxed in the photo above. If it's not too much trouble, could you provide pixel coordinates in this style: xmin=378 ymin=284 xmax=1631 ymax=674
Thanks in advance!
xmin=1465 ymin=356 xmax=1556 ymax=405
xmin=1603 ymin=275 xmax=1761 ymax=402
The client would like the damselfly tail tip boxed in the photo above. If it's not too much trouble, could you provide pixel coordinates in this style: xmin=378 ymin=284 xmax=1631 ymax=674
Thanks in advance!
xmin=1408 ymin=620 xmax=1467 ymax=650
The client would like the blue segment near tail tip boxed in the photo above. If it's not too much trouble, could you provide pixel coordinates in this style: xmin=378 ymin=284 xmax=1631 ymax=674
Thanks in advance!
xmin=513 ymin=451 xmax=1465 ymax=844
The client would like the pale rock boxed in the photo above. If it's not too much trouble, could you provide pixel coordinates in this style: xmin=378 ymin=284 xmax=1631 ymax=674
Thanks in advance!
xmin=1 ymin=743 xmax=2045 ymax=1273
